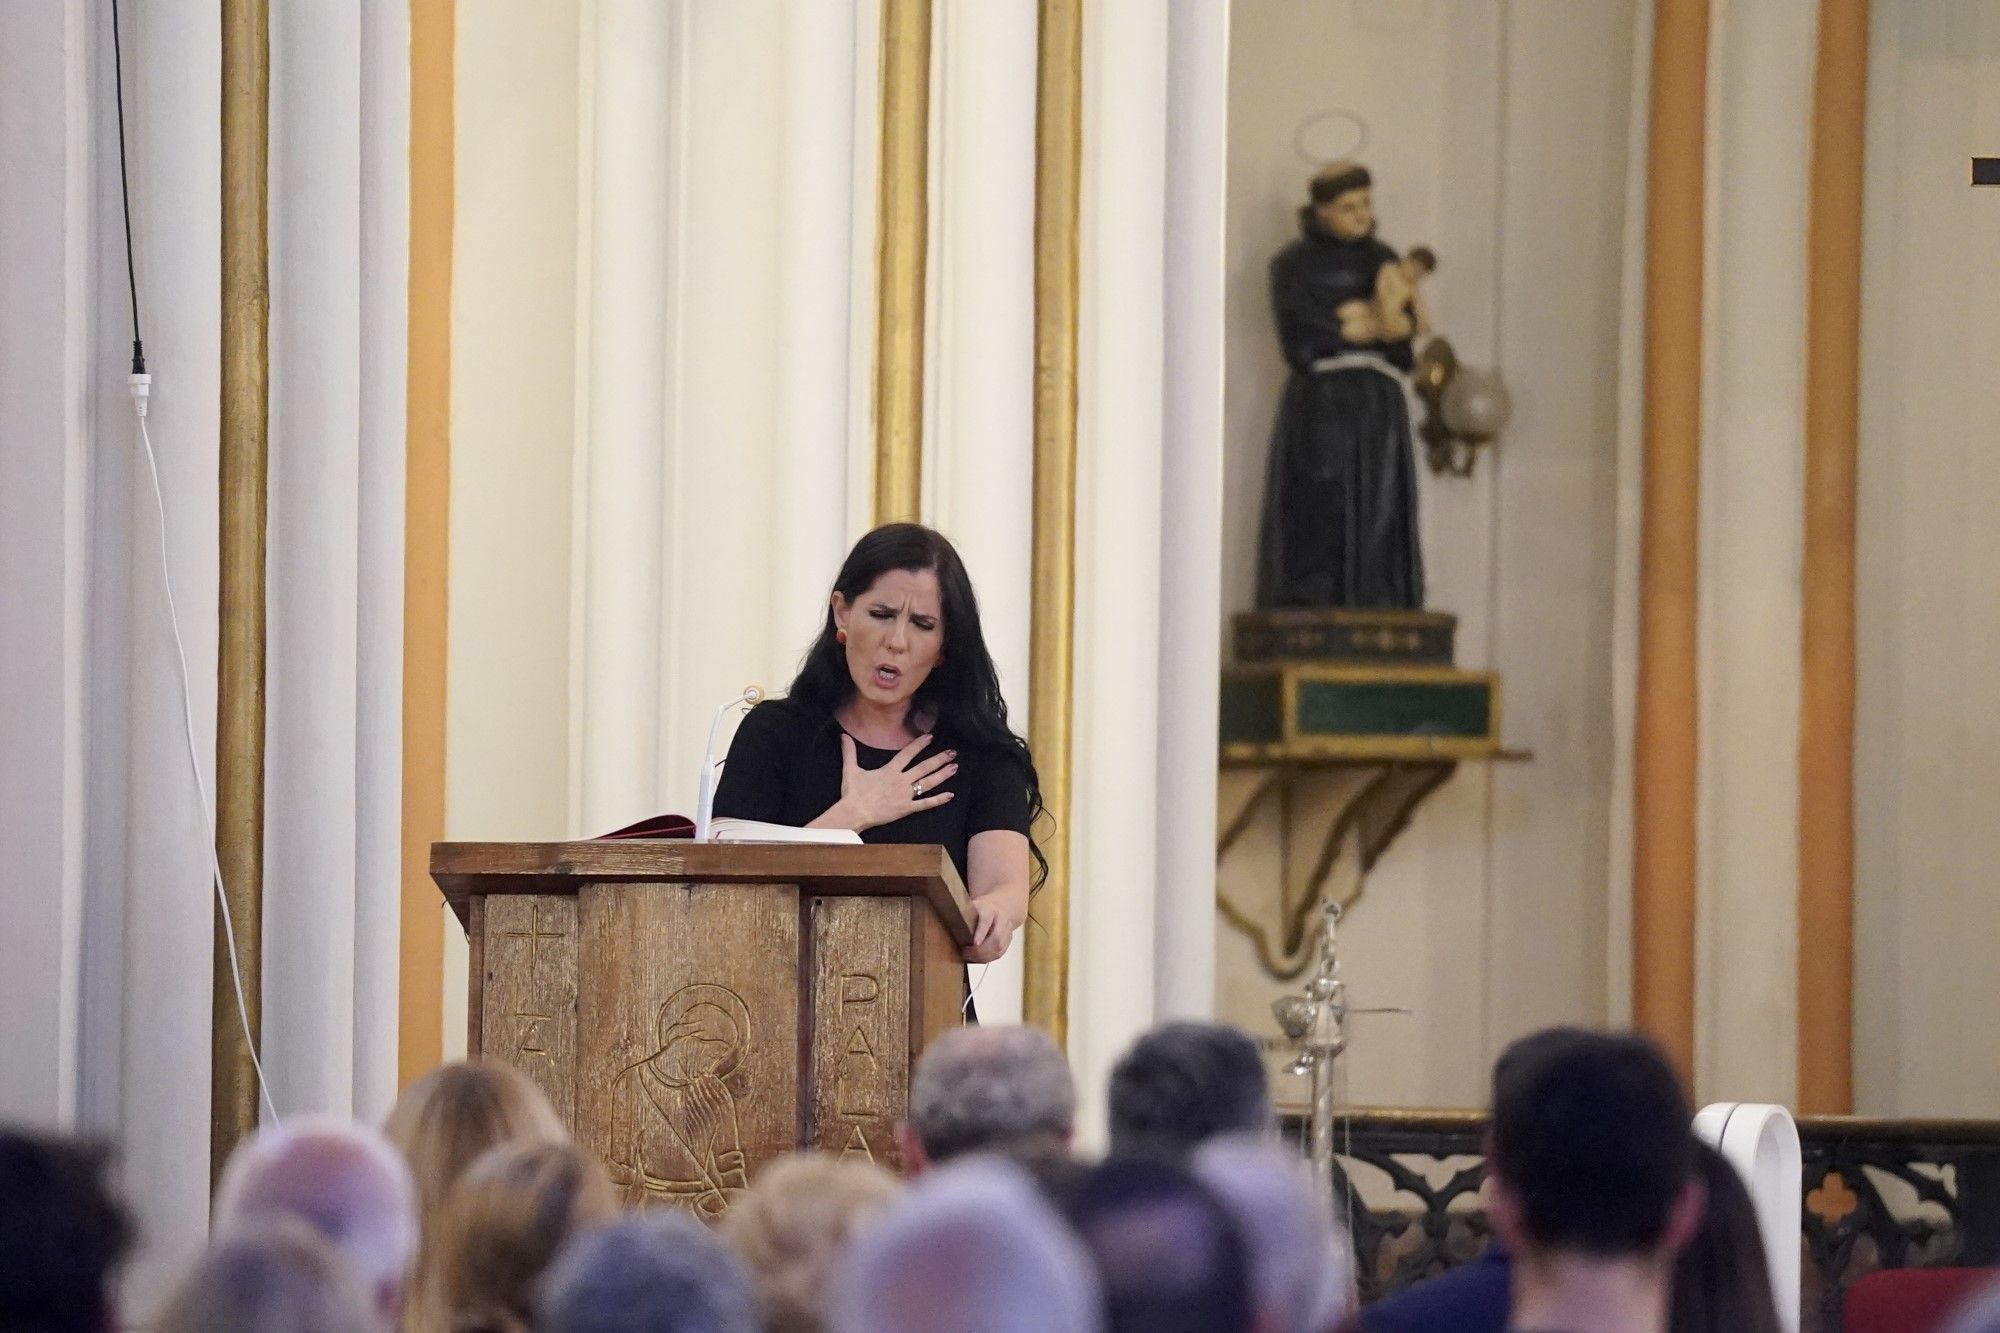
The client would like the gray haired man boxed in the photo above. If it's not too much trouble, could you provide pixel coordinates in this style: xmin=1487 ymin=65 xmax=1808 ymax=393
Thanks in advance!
xmin=212 ymin=1115 xmax=417 ymax=1332
xmin=892 ymin=1024 xmax=1076 ymax=1175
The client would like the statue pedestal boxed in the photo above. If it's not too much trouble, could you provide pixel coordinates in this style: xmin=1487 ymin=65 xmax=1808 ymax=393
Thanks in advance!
xmin=1217 ymin=607 xmax=1524 ymax=1100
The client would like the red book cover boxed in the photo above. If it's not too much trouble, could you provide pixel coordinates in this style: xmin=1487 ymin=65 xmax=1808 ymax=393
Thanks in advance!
xmin=593 ymin=813 xmax=696 ymax=841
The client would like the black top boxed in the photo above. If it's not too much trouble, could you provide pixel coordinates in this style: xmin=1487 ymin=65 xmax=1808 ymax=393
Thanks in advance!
xmin=1270 ymin=210 xmax=1413 ymax=372
xmin=710 ymin=697 xmax=1032 ymax=885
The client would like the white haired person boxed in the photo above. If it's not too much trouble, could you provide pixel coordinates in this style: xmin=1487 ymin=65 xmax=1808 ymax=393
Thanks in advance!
xmin=1193 ymin=1136 xmax=1354 ymax=1332
xmin=830 ymin=1159 xmax=1103 ymax=1333
xmin=213 ymin=1115 xmax=418 ymax=1331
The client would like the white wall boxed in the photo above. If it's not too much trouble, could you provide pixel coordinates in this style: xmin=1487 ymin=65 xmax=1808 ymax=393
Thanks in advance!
xmin=1694 ymin=0 xmax=1817 ymax=1108
xmin=1220 ymin=0 xmax=1639 ymax=1107
xmin=441 ymin=0 xmax=587 ymax=1058
xmin=1853 ymin=0 xmax=2000 ymax=1116
xmin=0 ymin=0 xmax=94 ymax=1134
xmin=444 ymin=1 xmax=874 ymax=1046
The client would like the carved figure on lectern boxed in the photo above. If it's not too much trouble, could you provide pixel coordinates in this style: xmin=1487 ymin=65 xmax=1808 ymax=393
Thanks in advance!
xmin=607 ymin=984 xmax=753 ymax=1217
xmin=1257 ymin=160 xmax=1430 ymax=611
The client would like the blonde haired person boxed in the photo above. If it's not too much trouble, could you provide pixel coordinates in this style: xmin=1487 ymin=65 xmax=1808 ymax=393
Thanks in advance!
xmin=723 ymin=1154 xmax=901 ymax=1333
xmin=383 ymin=1062 xmax=569 ymax=1331
xmin=434 ymin=1142 xmax=617 ymax=1333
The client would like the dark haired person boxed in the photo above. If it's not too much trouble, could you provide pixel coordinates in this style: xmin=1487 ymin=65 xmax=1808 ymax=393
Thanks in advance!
xmin=1488 ymin=1028 xmax=1703 ymax=1333
xmin=0 ymin=1129 xmax=135 ymax=1333
xmin=1050 ymin=1156 xmax=1257 ymax=1333
xmin=1106 ymin=1021 xmax=1272 ymax=1162
xmin=712 ymin=523 xmax=1043 ymax=965
xmin=1668 ymin=1141 xmax=1781 ymax=1333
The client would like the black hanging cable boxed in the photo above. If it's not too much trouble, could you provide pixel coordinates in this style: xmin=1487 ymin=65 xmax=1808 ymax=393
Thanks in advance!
xmin=110 ymin=0 xmax=145 ymax=374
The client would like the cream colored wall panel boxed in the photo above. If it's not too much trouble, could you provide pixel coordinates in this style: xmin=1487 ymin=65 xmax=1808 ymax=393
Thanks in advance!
xmin=927 ymin=0 xmax=1038 ymax=1024
xmin=1156 ymin=0 xmax=1230 ymax=1021
xmin=0 ymin=0 xmax=91 ymax=1130
xmin=449 ymin=0 xmax=581 ymax=845
xmin=1069 ymin=0 xmax=1170 ymax=1146
xmin=1484 ymin=0 xmax=1635 ymax=1056
xmin=1854 ymin=0 xmax=2000 ymax=1116
xmin=574 ymin=0 xmax=675 ymax=833
xmin=1692 ymin=0 xmax=1815 ymax=1107
xmin=771 ymin=0 xmax=862 ymax=690
xmin=657 ymin=3 xmax=786 ymax=818
xmin=447 ymin=0 xmax=586 ymax=1063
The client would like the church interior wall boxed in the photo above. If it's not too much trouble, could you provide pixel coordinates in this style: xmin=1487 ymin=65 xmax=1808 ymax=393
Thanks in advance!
xmin=1692 ymin=0 xmax=1818 ymax=1110
xmin=1852 ymin=0 xmax=2000 ymax=1117
xmin=8 ymin=0 xmax=2000 ymax=1314
xmin=439 ymin=2 xmax=1230 ymax=1124
xmin=440 ymin=0 xmax=588 ymax=1060
xmin=1220 ymin=0 xmax=1640 ymax=1108
xmin=440 ymin=1 xmax=878 ymax=1057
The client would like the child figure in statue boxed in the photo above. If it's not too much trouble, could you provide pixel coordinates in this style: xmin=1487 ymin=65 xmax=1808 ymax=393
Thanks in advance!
xmin=1256 ymin=162 xmax=1428 ymax=610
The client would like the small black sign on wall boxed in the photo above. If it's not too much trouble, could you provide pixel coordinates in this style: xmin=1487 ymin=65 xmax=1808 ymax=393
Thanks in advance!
xmin=1974 ymin=158 xmax=2000 ymax=187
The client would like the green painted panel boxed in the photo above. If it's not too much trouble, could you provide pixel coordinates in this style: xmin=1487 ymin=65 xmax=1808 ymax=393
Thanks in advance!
xmin=1294 ymin=678 xmax=1491 ymax=740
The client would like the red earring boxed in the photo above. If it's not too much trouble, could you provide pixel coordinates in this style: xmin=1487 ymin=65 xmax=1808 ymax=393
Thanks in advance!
xmin=836 ymin=629 xmax=848 ymax=645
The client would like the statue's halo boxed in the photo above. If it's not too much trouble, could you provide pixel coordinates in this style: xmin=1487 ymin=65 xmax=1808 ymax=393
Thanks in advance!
xmin=1294 ymin=108 xmax=1367 ymax=169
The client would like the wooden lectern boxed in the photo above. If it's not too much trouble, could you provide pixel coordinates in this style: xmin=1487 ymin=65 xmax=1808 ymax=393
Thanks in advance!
xmin=430 ymin=841 xmax=973 ymax=1216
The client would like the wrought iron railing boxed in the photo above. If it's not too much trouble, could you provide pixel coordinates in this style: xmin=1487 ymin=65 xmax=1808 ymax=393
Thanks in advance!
xmin=1286 ymin=1108 xmax=2000 ymax=1330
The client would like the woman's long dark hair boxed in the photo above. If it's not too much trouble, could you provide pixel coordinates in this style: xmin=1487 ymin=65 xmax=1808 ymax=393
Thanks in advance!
xmin=1668 ymin=1142 xmax=1782 ymax=1333
xmin=786 ymin=523 xmax=1048 ymax=890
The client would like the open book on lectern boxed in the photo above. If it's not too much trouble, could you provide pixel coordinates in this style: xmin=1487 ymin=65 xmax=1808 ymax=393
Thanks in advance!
xmin=593 ymin=686 xmax=862 ymax=847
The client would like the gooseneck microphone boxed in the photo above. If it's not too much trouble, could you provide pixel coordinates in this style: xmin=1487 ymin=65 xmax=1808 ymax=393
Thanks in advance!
xmin=695 ymin=685 xmax=764 ymax=841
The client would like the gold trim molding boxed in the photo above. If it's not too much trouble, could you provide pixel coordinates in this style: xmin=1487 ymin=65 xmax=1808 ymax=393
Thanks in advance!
xmin=215 ymin=0 xmax=270 ymax=1176
xmin=870 ymin=0 xmax=932 ymax=524
xmin=1796 ymin=0 xmax=1869 ymax=1117
xmin=1632 ymin=0 xmax=1710 ymax=1086
xmin=1024 ymin=0 xmax=1082 ymax=1045
xmin=399 ymin=0 xmax=455 ymax=1086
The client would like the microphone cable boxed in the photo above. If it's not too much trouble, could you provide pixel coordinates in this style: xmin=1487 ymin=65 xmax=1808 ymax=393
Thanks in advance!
xmin=111 ymin=0 xmax=279 ymax=1125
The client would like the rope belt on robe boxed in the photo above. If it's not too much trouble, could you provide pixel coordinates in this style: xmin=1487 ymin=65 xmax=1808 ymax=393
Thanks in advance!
xmin=1308 ymin=351 xmax=1409 ymax=383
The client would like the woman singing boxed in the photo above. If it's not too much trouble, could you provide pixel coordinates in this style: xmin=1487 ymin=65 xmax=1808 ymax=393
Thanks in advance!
xmin=711 ymin=523 xmax=1044 ymax=965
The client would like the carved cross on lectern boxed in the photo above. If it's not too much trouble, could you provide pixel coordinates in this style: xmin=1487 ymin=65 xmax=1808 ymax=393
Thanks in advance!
xmin=1975 ymin=158 xmax=2000 ymax=186
xmin=502 ymin=902 xmax=565 ymax=964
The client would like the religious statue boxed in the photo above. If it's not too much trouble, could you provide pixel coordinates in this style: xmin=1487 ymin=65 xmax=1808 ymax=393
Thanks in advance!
xmin=606 ymin=984 xmax=754 ymax=1217
xmin=1256 ymin=161 xmax=1433 ymax=610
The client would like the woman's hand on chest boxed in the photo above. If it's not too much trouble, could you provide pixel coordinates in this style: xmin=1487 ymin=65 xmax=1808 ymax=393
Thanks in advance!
xmin=828 ymin=734 xmax=959 ymax=832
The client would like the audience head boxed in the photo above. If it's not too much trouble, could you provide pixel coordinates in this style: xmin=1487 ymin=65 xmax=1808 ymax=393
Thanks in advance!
xmin=1107 ymin=1021 xmax=1271 ymax=1161
xmin=723 ymin=1153 xmax=901 ymax=1333
xmin=0 ymin=1130 xmax=134 ymax=1333
xmin=1487 ymin=1027 xmax=1699 ymax=1267
xmin=154 ymin=1217 xmax=377 ymax=1333
xmin=1052 ymin=1155 xmax=1255 ymax=1333
xmin=539 ymin=1212 xmax=758 ymax=1333
xmin=383 ymin=1061 xmax=567 ymax=1332
xmin=214 ymin=1114 xmax=417 ymax=1329
xmin=1668 ymin=1141 xmax=1780 ymax=1333
xmin=896 ymin=1025 xmax=1076 ymax=1173
xmin=1192 ymin=1135 xmax=1353 ymax=1333
xmin=432 ymin=1141 xmax=616 ymax=1333
xmin=832 ymin=1158 xmax=1102 ymax=1333
xmin=383 ymin=1060 xmax=568 ymax=1230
